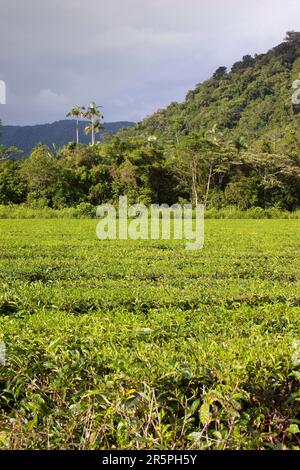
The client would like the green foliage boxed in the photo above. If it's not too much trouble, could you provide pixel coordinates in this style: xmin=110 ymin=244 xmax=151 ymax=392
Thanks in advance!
xmin=21 ymin=145 xmax=59 ymax=204
xmin=0 ymin=127 xmax=300 ymax=212
xmin=0 ymin=204 xmax=299 ymax=219
xmin=73 ymin=202 xmax=96 ymax=218
xmin=138 ymin=33 xmax=300 ymax=152
xmin=0 ymin=219 xmax=299 ymax=449
xmin=0 ymin=160 xmax=27 ymax=204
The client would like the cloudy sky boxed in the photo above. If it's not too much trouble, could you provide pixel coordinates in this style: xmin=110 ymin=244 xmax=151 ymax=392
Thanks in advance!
xmin=0 ymin=0 xmax=299 ymax=125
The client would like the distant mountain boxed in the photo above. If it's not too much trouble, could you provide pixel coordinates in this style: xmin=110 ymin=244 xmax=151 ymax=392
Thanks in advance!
xmin=0 ymin=120 xmax=135 ymax=154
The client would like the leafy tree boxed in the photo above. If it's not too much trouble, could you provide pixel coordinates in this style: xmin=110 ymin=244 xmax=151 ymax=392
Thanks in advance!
xmin=285 ymin=31 xmax=300 ymax=45
xmin=176 ymin=129 xmax=235 ymax=206
xmin=225 ymin=176 xmax=260 ymax=209
xmin=213 ymin=66 xmax=227 ymax=80
xmin=240 ymin=151 xmax=300 ymax=206
xmin=0 ymin=145 xmax=22 ymax=161
xmin=0 ymin=160 xmax=27 ymax=204
xmin=21 ymin=145 xmax=59 ymax=206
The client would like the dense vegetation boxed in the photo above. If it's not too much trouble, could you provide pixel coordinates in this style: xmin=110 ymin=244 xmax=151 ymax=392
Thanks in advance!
xmin=138 ymin=32 xmax=300 ymax=144
xmin=1 ymin=32 xmax=300 ymax=211
xmin=0 ymin=219 xmax=299 ymax=449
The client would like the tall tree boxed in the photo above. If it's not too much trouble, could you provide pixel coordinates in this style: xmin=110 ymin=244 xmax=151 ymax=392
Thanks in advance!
xmin=176 ymin=132 xmax=218 ymax=206
xmin=176 ymin=128 xmax=235 ymax=206
xmin=84 ymin=119 xmax=103 ymax=145
xmin=66 ymin=105 xmax=85 ymax=144
xmin=84 ymin=102 xmax=103 ymax=145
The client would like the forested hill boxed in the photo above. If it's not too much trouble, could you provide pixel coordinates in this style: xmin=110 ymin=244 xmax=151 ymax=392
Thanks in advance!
xmin=0 ymin=120 xmax=135 ymax=154
xmin=137 ymin=32 xmax=300 ymax=151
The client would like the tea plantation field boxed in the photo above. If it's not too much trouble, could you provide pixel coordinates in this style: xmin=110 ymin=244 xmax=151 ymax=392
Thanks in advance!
xmin=0 ymin=219 xmax=300 ymax=449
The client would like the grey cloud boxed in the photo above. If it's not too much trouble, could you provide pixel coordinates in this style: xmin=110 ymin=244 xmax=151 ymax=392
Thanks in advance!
xmin=0 ymin=0 xmax=299 ymax=125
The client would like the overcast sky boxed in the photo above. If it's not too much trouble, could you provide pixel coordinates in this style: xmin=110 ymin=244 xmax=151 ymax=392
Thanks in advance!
xmin=0 ymin=0 xmax=299 ymax=125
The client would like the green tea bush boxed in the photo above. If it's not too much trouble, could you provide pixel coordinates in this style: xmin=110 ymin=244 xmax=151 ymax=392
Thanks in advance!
xmin=0 ymin=219 xmax=299 ymax=449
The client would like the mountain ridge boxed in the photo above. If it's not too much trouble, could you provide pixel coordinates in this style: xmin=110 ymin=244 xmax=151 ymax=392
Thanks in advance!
xmin=0 ymin=120 xmax=135 ymax=154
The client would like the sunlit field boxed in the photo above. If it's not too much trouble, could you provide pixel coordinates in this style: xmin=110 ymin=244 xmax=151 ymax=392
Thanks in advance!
xmin=0 ymin=219 xmax=300 ymax=449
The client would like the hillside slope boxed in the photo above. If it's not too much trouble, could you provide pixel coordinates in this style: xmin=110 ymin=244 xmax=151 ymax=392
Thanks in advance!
xmin=137 ymin=32 xmax=300 ymax=151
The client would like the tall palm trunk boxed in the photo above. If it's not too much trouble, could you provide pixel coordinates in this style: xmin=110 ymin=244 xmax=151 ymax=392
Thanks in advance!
xmin=91 ymin=121 xmax=95 ymax=145
xmin=204 ymin=165 xmax=213 ymax=206
xmin=191 ymin=156 xmax=198 ymax=207
xmin=76 ymin=118 xmax=79 ymax=145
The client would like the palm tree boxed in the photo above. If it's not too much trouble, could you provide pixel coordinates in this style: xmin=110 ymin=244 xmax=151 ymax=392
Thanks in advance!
xmin=84 ymin=102 xmax=103 ymax=145
xmin=84 ymin=119 xmax=103 ymax=144
xmin=66 ymin=105 xmax=85 ymax=144
xmin=231 ymin=136 xmax=248 ymax=154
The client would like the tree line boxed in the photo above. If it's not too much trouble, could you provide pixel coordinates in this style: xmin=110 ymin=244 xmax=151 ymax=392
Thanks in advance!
xmin=0 ymin=126 xmax=299 ymax=210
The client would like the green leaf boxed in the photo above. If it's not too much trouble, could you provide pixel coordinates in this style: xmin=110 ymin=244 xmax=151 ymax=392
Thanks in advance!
xmin=188 ymin=432 xmax=202 ymax=443
xmin=191 ymin=398 xmax=201 ymax=413
xmin=290 ymin=370 xmax=300 ymax=381
xmin=136 ymin=328 xmax=153 ymax=337
xmin=287 ymin=424 xmax=300 ymax=435
xmin=199 ymin=402 xmax=211 ymax=425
